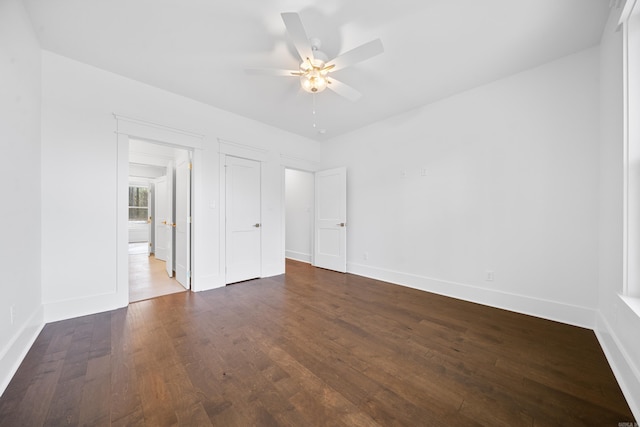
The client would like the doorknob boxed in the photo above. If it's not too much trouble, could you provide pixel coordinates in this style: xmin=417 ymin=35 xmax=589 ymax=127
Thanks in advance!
xmin=337 ymin=222 xmax=346 ymax=227
xmin=171 ymin=223 xmax=176 ymax=228
xmin=162 ymin=220 xmax=167 ymax=225
xmin=254 ymin=223 xmax=261 ymax=228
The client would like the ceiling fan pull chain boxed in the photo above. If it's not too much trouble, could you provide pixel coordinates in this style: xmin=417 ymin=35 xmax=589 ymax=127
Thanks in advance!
xmin=312 ymin=94 xmax=317 ymax=129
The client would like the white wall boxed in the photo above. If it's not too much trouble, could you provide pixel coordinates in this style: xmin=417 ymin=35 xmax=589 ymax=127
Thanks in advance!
xmin=321 ymin=47 xmax=600 ymax=328
xmin=41 ymin=51 xmax=320 ymax=322
xmin=128 ymin=224 xmax=149 ymax=243
xmin=285 ymin=169 xmax=314 ymax=263
xmin=0 ymin=0 xmax=44 ymax=395
xmin=596 ymin=5 xmax=640 ymax=418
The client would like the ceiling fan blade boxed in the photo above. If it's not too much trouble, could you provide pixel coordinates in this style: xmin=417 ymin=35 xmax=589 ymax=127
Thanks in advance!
xmin=327 ymin=78 xmax=362 ymax=102
xmin=327 ymin=39 xmax=384 ymax=71
xmin=245 ymin=68 xmax=299 ymax=76
xmin=281 ymin=12 xmax=314 ymax=62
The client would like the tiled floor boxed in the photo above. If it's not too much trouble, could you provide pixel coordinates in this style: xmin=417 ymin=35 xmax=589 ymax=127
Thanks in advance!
xmin=129 ymin=242 xmax=186 ymax=302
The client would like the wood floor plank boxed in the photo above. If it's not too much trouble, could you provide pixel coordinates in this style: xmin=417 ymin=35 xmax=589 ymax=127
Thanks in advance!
xmin=0 ymin=259 xmax=635 ymax=426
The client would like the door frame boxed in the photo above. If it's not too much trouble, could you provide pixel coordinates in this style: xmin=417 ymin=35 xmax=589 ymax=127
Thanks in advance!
xmin=174 ymin=153 xmax=192 ymax=288
xmin=115 ymin=115 xmax=203 ymax=306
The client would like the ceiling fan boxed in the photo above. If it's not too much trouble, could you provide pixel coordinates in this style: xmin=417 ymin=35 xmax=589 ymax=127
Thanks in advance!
xmin=247 ymin=12 xmax=384 ymax=102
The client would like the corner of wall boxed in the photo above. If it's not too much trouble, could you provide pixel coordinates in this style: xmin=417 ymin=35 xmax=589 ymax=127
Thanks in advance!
xmin=0 ymin=305 xmax=45 ymax=397
xmin=594 ymin=311 xmax=640 ymax=421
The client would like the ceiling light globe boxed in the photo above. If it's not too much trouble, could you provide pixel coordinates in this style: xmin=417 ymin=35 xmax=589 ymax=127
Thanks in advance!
xmin=300 ymin=75 xmax=328 ymax=93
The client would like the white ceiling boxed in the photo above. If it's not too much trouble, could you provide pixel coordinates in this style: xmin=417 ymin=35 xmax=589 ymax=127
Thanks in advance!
xmin=23 ymin=0 xmax=611 ymax=141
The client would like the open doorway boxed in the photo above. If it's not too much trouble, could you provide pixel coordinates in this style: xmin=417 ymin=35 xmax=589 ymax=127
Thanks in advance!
xmin=284 ymin=168 xmax=315 ymax=267
xmin=128 ymin=139 xmax=191 ymax=302
xmin=284 ymin=166 xmax=348 ymax=273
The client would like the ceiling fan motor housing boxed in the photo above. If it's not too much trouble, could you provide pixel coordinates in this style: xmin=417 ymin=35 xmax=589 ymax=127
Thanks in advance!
xmin=299 ymin=39 xmax=330 ymax=93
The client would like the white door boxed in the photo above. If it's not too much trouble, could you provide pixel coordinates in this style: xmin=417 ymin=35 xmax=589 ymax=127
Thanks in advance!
xmin=175 ymin=158 xmax=191 ymax=289
xmin=165 ymin=161 xmax=175 ymax=278
xmin=226 ymin=156 xmax=261 ymax=284
xmin=314 ymin=167 xmax=347 ymax=273
xmin=148 ymin=183 xmax=155 ymax=256
xmin=153 ymin=176 xmax=168 ymax=262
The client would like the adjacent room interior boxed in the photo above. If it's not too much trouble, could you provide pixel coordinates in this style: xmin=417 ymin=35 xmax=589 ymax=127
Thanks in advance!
xmin=127 ymin=140 xmax=191 ymax=302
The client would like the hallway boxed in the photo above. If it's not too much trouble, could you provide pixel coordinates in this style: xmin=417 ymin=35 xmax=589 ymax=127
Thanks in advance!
xmin=129 ymin=243 xmax=186 ymax=302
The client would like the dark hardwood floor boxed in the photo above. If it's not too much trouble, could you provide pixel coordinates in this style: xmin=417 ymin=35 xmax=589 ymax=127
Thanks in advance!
xmin=0 ymin=260 xmax=634 ymax=426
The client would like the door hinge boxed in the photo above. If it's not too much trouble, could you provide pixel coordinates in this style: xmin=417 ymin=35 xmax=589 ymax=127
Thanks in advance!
xmin=187 ymin=216 xmax=192 ymax=223
xmin=188 ymin=162 xmax=192 ymax=170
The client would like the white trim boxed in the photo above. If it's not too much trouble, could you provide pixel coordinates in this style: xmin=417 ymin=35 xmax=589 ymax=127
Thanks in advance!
xmin=44 ymin=291 xmax=123 ymax=323
xmin=191 ymin=274 xmax=225 ymax=292
xmin=595 ymin=312 xmax=640 ymax=421
xmin=280 ymin=153 xmax=320 ymax=171
xmin=619 ymin=0 xmax=639 ymax=27
xmin=219 ymin=155 xmax=227 ymax=285
xmin=622 ymin=0 xmax=640 ymax=299
xmin=286 ymin=251 xmax=312 ymax=264
xmin=281 ymin=166 xmax=287 ymax=272
xmin=218 ymin=138 xmax=269 ymax=162
xmin=0 ymin=306 xmax=44 ymax=397
xmin=114 ymin=114 xmax=204 ymax=149
xmin=347 ymin=262 xmax=596 ymax=329
xmin=623 ymin=8 xmax=631 ymax=295
xmin=620 ymin=294 xmax=640 ymax=317
xmin=116 ymin=133 xmax=130 ymax=307
xmin=218 ymin=137 xmax=268 ymax=153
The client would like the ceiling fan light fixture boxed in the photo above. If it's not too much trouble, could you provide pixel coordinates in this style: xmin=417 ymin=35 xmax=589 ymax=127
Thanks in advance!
xmin=300 ymin=68 xmax=329 ymax=93
xmin=299 ymin=53 xmax=330 ymax=93
xmin=249 ymin=13 xmax=383 ymax=103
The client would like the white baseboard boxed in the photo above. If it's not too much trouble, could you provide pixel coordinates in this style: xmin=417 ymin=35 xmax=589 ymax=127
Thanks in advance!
xmin=0 ymin=305 xmax=44 ymax=397
xmin=193 ymin=274 xmax=225 ymax=292
xmin=595 ymin=312 xmax=640 ymax=422
xmin=262 ymin=261 xmax=285 ymax=279
xmin=44 ymin=292 xmax=127 ymax=323
xmin=347 ymin=262 xmax=596 ymax=329
xmin=285 ymin=250 xmax=312 ymax=264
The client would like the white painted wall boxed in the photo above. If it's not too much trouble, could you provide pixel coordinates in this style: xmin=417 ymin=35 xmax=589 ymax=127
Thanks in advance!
xmin=129 ymin=163 xmax=165 ymax=179
xmin=0 ymin=0 xmax=44 ymax=395
xmin=285 ymin=169 xmax=314 ymax=263
xmin=596 ymin=5 xmax=640 ymax=419
xmin=128 ymin=224 xmax=149 ymax=243
xmin=41 ymin=51 xmax=320 ymax=322
xmin=321 ymin=47 xmax=600 ymax=328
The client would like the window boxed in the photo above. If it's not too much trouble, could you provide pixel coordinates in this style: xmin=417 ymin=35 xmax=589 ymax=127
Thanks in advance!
xmin=622 ymin=0 xmax=640 ymax=308
xmin=129 ymin=186 xmax=149 ymax=222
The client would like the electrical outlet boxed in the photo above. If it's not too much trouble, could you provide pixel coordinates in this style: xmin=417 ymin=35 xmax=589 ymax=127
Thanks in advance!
xmin=364 ymin=252 xmax=369 ymax=261
xmin=485 ymin=271 xmax=494 ymax=281
xmin=420 ymin=168 xmax=427 ymax=176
